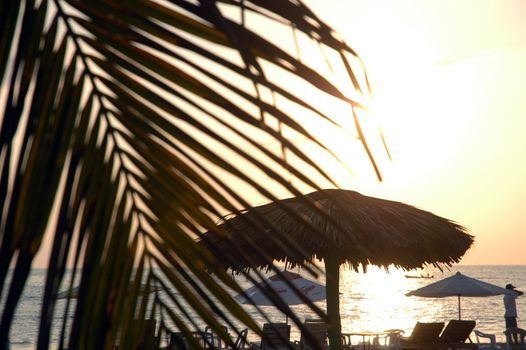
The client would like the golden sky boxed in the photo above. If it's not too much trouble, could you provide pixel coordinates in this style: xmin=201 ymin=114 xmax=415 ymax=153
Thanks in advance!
xmin=28 ymin=1 xmax=526 ymax=267
xmin=303 ymin=0 xmax=526 ymax=265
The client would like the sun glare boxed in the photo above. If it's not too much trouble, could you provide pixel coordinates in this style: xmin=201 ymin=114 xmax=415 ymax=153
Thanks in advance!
xmin=338 ymin=266 xmax=444 ymax=341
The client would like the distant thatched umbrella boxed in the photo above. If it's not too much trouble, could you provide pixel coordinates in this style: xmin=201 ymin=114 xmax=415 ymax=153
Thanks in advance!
xmin=199 ymin=189 xmax=474 ymax=350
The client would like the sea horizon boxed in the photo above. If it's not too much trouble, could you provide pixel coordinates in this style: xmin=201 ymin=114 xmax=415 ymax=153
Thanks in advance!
xmin=4 ymin=264 xmax=526 ymax=348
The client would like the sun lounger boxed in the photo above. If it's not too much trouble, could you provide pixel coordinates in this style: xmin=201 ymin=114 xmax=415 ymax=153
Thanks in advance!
xmin=401 ymin=320 xmax=476 ymax=350
xmin=232 ymin=328 xmax=249 ymax=349
xmin=294 ymin=319 xmax=328 ymax=350
xmin=168 ymin=326 xmax=235 ymax=350
xmin=203 ymin=325 xmax=230 ymax=349
xmin=251 ymin=323 xmax=292 ymax=350
xmin=168 ymin=332 xmax=186 ymax=349
xmin=119 ymin=318 xmax=157 ymax=350
xmin=400 ymin=322 xmax=445 ymax=347
xmin=438 ymin=320 xmax=476 ymax=346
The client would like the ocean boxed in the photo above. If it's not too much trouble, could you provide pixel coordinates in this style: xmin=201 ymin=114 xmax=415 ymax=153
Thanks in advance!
xmin=4 ymin=265 xmax=526 ymax=348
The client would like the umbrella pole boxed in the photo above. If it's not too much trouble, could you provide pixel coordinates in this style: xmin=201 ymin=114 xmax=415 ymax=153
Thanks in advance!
xmin=458 ymin=295 xmax=461 ymax=320
xmin=325 ymin=256 xmax=343 ymax=350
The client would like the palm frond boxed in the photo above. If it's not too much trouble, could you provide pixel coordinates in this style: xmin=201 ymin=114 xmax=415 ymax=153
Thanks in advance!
xmin=0 ymin=0 xmax=374 ymax=348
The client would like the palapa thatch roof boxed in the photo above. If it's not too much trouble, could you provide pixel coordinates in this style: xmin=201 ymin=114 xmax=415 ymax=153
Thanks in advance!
xmin=199 ymin=189 xmax=474 ymax=272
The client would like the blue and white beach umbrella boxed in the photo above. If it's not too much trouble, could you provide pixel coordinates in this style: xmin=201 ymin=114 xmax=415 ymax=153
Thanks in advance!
xmin=235 ymin=270 xmax=326 ymax=306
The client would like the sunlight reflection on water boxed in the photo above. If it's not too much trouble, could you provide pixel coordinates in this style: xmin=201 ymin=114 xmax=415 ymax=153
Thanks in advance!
xmin=237 ymin=265 xmax=526 ymax=343
xmin=7 ymin=265 xmax=526 ymax=348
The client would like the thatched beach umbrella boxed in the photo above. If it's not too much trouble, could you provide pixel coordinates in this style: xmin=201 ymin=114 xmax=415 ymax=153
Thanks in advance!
xmin=199 ymin=189 xmax=474 ymax=350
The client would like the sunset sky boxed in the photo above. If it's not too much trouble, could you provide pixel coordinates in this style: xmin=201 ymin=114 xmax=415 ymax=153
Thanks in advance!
xmin=303 ymin=0 xmax=526 ymax=265
xmin=26 ymin=1 xmax=526 ymax=267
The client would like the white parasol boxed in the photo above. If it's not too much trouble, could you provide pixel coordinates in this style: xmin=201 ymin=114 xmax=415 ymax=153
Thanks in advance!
xmin=406 ymin=271 xmax=517 ymax=319
xmin=236 ymin=270 xmax=325 ymax=322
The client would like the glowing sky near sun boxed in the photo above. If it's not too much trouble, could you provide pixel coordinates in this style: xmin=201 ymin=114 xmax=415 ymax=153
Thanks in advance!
xmin=26 ymin=1 xmax=526 ymax=268
xmin=303 ymin=0 xmax=526 ymax=265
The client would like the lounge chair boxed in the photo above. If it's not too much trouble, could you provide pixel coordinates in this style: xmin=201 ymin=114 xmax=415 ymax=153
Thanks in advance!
xmin=233 ymin=328 xmax=249 ymax=349
xmin=401 ymin=320 xmax=476 ymax=350
xmin=439 ymin=320 xmax=475 ymax=343
xmin=438 ymin=320 xmax=476 ymax=350
xmin=504 ymin=327 xmax=526 ymax=350
xmin=474 ymin=330 xmax=501 ymax=350
xmin=252 ymin=323 xmax=292 ymax=350
xmin=119 ymin=318 xmax=157 ymax=350
xmin=169 ymin=326 xmax=231 ymax=350
xmin=168 ymin=332 xmax=189 ymax=350
xmin=295 ymin=319 xmax=328 ymax=350
xmin=204 ymin=325 xmax=230 ymax=349
xmin=400 ymin=322 xmax=445 ymax=348
xmin=206 ymin=327 xmax=249 ymax=349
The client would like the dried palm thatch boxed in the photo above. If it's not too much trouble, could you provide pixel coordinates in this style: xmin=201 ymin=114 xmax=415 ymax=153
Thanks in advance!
xmin=199 ymin=189 xmax=473 ymax=350
xmin=200 ymin=189 xmax=473 ymax=272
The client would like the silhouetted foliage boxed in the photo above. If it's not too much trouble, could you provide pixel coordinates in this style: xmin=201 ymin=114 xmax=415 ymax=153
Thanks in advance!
xmin=0 ymin=1 xmax=372 ymax=348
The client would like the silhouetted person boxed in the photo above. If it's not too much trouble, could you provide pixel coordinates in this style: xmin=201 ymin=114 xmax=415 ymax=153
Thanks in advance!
xmin=504 ymin=283 xmax=524 ymax=341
